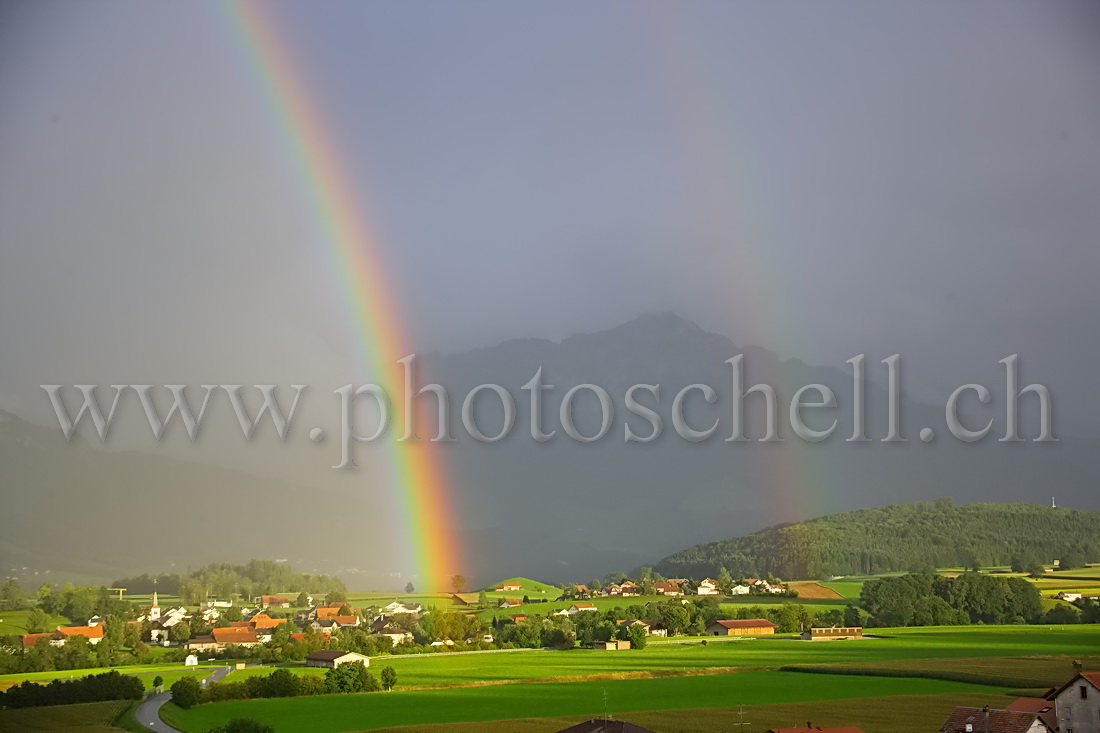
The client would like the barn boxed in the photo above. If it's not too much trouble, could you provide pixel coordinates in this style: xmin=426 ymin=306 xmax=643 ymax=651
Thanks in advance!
xmin=305 ymin=650 xmax=370 ymax=669
xmin=705 ymin=619 xmax=777 ymax=636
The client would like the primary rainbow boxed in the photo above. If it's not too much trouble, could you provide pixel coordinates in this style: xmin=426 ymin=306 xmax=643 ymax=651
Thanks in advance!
xmin=218 ymin=0 xmax=461 ymax=591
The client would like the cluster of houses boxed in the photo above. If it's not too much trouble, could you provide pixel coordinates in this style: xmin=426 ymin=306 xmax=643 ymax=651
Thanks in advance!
xmin=938 ymin=668 xmax=1099 ymax=733
xmin=489 ymin=577 xmax=788 ymax=611
xmin=22 ymin=622 xmax=106 ymax=649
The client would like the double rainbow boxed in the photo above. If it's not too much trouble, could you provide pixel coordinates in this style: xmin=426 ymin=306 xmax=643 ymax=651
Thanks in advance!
xmin=220 ymin=0 xmax=461 ymax=591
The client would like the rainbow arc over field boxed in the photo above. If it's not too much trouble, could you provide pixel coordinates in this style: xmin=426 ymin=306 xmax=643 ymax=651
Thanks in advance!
xmin=219 ymin=0 xmax=461 ymax=590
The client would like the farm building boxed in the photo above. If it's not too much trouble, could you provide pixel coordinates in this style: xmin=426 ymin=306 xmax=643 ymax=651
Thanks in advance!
xmin=801 ymin=627 xmax=863 ymax=641
xmin=593 ymin=639 xmax=631 ymax=650
xmin=1046 ymin=671 xmax=1100 ymax=731
xmin=939 ymin=705 xmax=1053 ymax=733
xmin=23 ymin=625 xmax=106 ymax=647
xmin=705 ymin=619 xmax=777 ymax=636
xmin=498 ymin=598 xmax=524 ymax=608
xmin=382 ymin=601 xmax=422 ymax=614
xmin=653 ymin=581 xmax=682 ymax=596
xmin=451 ymin=593 xmax=480 ymax=605
xmin=568 ymin=603 xmax=598 ymax=614
xmin=186 ymin=635 xmax=219 ymax=653
xmin=496 ymin=581 xmax=522 ymax=592
xmin=211 ymin=627 xmax=260 ymax=648
xmin=305 ymin=650 xmax=370 ymax=669
xmin=696 ymin=578 xmax=719 ymax=595
xmin=1005 ymin=698 xmax=1056 ymax=731
xmin=260 ymin=595 xmax=290 ymax=608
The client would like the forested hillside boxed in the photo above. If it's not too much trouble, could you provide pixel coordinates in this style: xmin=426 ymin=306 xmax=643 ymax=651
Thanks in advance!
xmin=654 ymin=500 xmax=1100 ymax=580
xmin=112 ymin=559 xmax=346 ymax=603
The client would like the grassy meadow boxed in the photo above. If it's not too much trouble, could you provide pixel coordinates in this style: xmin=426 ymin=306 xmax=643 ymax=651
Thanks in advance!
xmin=163 ymin=670 xmax=1007 ymax=733
xmin=154 ymin=625 xmax=1100 ymax=732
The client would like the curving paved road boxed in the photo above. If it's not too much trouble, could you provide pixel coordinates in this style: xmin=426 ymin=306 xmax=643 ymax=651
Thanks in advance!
xmin=134 ymin=666 xmax=232 ymax=732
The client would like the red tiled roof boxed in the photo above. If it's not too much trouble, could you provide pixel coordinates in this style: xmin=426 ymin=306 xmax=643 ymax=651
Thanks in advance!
xmin=212 ymin=627 xmax=259 ymax=644
xmin=1008 ymin=697 xmax=1053 ymax=713
xmin=712 ymin=619 xmax=777 ymax=629
xmin=940 ymin=707 xmax=1046 ymax=733
xmin=22 ymin=633 xmax=52 ymax=647
xmin=332 ymin=616 xmax=359 ymax=624
xmin=55 ymin=625 xmax=104 ymax=639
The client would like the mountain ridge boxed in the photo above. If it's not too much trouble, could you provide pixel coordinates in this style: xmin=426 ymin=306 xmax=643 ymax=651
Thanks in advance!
xmin=653 ymin=500 xmax=1100 ymax=580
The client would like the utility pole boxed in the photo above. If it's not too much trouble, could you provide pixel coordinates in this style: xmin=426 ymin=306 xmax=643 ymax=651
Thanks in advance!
xmin=731 ymin=704 xmax=750 ymax=731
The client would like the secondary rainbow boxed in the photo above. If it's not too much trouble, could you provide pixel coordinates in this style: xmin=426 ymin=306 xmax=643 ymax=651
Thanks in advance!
xmin=218 ymin=0 xmax=462 ymax=590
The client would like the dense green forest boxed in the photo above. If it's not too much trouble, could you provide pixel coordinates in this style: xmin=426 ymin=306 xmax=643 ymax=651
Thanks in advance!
xmin=112 ymin=559 xmax=346 ymax=603
xmin=654 ymin=500 xmax=1100 ymax=580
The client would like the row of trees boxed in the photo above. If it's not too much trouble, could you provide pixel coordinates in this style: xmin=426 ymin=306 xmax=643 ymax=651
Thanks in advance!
xmin=860 ymin=572 xmax=1043 ymax=626
xmin=0 ymin=670 xmax=143 ymax=709
xmin=171 ymin=663 xmax=397 ymax=709
xmin=112 ymin=559 xmax=347 ymax=603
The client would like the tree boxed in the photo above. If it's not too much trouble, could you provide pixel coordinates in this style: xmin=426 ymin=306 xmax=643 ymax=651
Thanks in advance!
xmin=325 ymin=661 xmax=370 ymax=693
xmin=717 ymin=566 xmax=734 ymax=594
xmin=296 ymin=591 xmax=310 ymax=607
xmin=222 ymin=606 xmax=243 ymax=623
xmin=478 ymin=590 xmax=488 ymax=608
xmin=778 ymin=603 xmax=812 ymax=633
xmin=25 ymin=607 xmax=49 ymax=634
xmin=1059 ymin=551 xmax=1087 ymax=571
xmin=0 ymin=579 xmax=23 ymax=608
xmin=843 ymin=604 xmax=861 ymax=628
xmin=626 ymin=623 xmax=647 ymax=650
xmin=404 ymin=582 xmax=415 ymax=594
xmin=658 ymin=603 xmax=691 ymax=636
xmin=451 ymin=575 xmax=467 ymax=594
xmin=325 ymin=590 xmax=348 ymax=606
xmin=381 ymin=665 xmax=397 ymax=691
xmin=169 ymin=622 xmax=192 ymax=643
xmin=170 ymin=676 xmax=202 ymax=709
xmin=153 ymin=675 xmax=164 ymax=689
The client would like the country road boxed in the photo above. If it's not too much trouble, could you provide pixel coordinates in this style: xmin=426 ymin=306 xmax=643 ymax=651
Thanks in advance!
xmin=133 ymin=666 xmax=231 ymax=732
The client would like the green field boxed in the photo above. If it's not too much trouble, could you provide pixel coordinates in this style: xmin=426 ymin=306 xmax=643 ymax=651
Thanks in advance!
xmin=370 ymin=693 xmax=1011 ymax=733
xmin=0 ymin=699 xmax=131 ymax=731
xmin=819 ymin=581 xmax=864 ymax=598
xmin=0 ymin=662 xmax=227 ymax=691
xmin=0 ymin=609 xmax=71 ymax=635
xmin=164 ymin=670 xmax=1006 ymax=733
xmin=221 ymin=626 xmax=1095 ymax=689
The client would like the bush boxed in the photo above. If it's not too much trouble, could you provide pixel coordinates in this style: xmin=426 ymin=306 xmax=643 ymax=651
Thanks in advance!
xmin=170 ymin=675 xmax=203 ymax=709
xmin=0 ymin=670 xmax=143 ymax=708
xmin=381 ymin=666 xmax=397 ymax=691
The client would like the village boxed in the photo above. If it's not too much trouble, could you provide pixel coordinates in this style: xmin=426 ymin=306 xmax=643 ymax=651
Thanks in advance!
xmin=4 ymin=565 xmax=1100 ymax=732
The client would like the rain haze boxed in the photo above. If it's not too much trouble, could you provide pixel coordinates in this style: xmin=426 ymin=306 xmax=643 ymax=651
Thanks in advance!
xmin=2 ymin=0 xmax=1100 ymax=586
